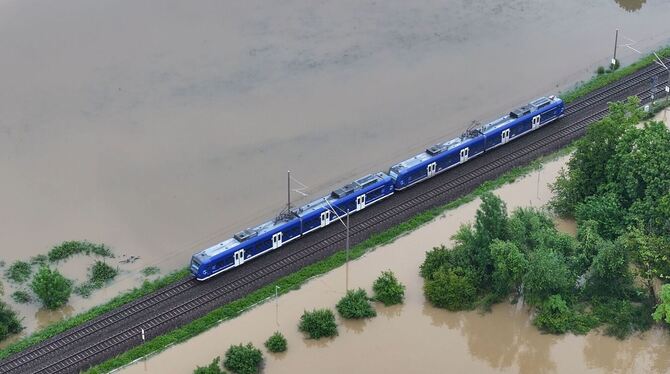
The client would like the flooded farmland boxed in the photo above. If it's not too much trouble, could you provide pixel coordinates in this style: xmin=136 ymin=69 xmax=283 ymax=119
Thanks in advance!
xmin=118 ymin=155 xmax=670 ymax=374
xmin=2 ymin=0 xmax=670 ymax=337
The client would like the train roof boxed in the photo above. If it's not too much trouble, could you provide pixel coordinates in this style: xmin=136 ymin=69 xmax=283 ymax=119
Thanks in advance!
xmin=478 ymin=95 xmax=560 ymax=133
xmin=293 ymin=172 xmax=389 ymax=217
xmin=194 ymin=172 xmax=391 ymax=260
xmin=389 ymin=135 xmax=473 ymax=174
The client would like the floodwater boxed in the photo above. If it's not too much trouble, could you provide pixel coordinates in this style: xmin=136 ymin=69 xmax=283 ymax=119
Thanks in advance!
xmin=118 ymin=155 xmax=670 ymax=374
xmin=3 ymin=0 xmax=670 ymax=336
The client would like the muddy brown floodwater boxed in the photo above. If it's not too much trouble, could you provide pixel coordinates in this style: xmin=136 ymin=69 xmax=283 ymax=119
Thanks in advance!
xmin=118 ymin=155 xmax=670 ymax=374
xmin=3 ymin=0 xmax=670 ymax=339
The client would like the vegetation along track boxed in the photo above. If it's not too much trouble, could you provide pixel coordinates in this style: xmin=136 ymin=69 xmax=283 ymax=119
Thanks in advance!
xmin=2 ymin=60 xmax=669 ymax=374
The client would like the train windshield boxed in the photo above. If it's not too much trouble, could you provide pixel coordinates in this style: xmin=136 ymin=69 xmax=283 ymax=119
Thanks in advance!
xmin=190 ymin=257 xmax=201 ymax=273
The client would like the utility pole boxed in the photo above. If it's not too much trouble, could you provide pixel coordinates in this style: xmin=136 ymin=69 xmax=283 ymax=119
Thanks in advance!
xmin=346 ymin=209 xmax=350 ymax=291
xmin=612 ymin=29 xmax=619 ymax=69
xmin=287 ymin=170 xmax=291 ymax=211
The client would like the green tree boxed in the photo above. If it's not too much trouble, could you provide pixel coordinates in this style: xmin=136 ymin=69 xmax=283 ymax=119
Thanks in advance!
xmin=424 ymin=267 xmax=477 ymax=311
xmin=298 ymin=309 xmax=338 ymax=339
xmin=264 ymin=331 xmax=287 ymax=353
xmin=533 ymin=294 xmax=574 ymax=334
xmin=193 ymin=357 xmax=223 ymax=374
xmin=507 ymin=207 xmax=556 ymax=254
xmin=336 ymin=288 xmax=376 ymax=319
xmin=523 ymin=249 xmax=573 ymax=305
xmin=623 ymin=228 xmax=670 ymax=301
xmin=652 ymin=284 xmax=670 ymax=325
xmin=490 ymin=240 xmax=528 ymax=297
xmin=474 ymin=192 xmax=510 ymax=248
xmin=223 ymin=343 xmax=263 ymax=374
xmin=550 ymin=97 xmax=641 ymax=215
xmin=31 ymin=266 xmax=72 ymax=309
xmin=586 ymin=239 xmax=633 ymax=298
xmin=574 ymin=193 xmax=624 ymax=240
xmin=0 ymin=301 xmax=22 ymax=340
xmin=372 ymin=270 xmax=405 ymax=306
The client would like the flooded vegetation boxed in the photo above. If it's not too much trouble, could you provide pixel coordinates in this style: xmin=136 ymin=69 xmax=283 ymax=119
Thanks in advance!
xmin=119 ymin=153 xmax=670 ymax=374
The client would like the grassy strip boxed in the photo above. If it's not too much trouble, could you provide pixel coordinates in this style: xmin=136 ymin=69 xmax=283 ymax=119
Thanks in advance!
xmin=560 ymin=46 xmax=670 ymax=104
xmin=5 ymin=45 xmax=668 ymax=365
xmin=0 ymin=269 xmax=190 ymax=361
xmin=84 ymin=148 xmax=573 ymax=374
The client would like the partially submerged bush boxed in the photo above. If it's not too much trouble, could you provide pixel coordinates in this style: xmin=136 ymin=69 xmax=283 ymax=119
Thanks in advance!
xmin=47 ymin=241 xmax=113 ymax=262
xmin=193 ymin=357 xmax=224 ymax=374
xmin=5 ymin=261 xmax=31 ymax=283
xmin=372 ymin=270 xmax=405 ymax=306
xmin=0 ymin=301 xmax=22 ymax=340
xmin=298 ymin=308 xmax=338 ymax=339
xmin=533 ymin=295 xmax=573 ymax=334
xmin=90 ymin=261 xmax=118 ymax=286
xmin=264 ymin=331 xmax=287 ymax=353
xmin=223 ymin=343 xmax=263 ymax=374
xmin=11 ymin=290 xmax=31 ymax=304
xmin=336 ymin=288 xmax=376 ymax=319
xmin=141 ymin=266 xmax=160 ymax=277
xmin=424 ymin=267 xmax=477 ymax=311
xmin=31 ymin=266 xmax=72 ymax=309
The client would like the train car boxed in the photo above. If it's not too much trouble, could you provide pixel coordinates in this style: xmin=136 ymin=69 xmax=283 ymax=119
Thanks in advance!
xmin=481 ymin=96 xmax=564 ymax=150
xmin=191 ymin=214 xmax=302 ymax=280
xmin=389 ymin=134 xmax=486 ymax=190
xmin=191 ymin=172 xmax=394 ymax=280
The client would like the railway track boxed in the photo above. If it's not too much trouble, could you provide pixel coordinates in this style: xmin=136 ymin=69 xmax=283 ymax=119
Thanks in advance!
xmin=1 ymin=59 xmax=669 ymax=374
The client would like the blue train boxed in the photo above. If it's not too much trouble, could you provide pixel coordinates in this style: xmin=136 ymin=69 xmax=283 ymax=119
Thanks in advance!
xmin=191 ymin=95 xmax=564 ymax=280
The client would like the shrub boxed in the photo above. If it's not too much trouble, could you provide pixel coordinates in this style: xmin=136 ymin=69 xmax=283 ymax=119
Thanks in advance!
xmin=90 ymin=261 xmax=118 ymax=286
xmin=336 ymin=288 xmax=376 ymax=319
xmin=31 ymin=266 xmax=72 ymax=309
xmin=264 ymin=331 xmax=287 ymax=353
xmin=424 ymin=267 xmax=477 ymax=311
xmin=372 ymin=270 xmax=405 ymax=306
xmin=0 ymin=301 xmax=22 ymax=340
xmin=653 ymin=284 xmax=670 ymax=325
xmin=73 ymin=283 xmax=95 ymax=298
xmin=11 ymin=290 xmax=31 ymax=304
xmin=223 ymin=343 xmax=263 ymax=374
xmin=596 ymin=66 xmax=606 ymax=75
xmin=298 ymin=309 xmax=338 ymax=339
xmin=194 ymin=357 xmax=224 ymax=374
xmin=29 ymin=255 xmax=48 ymax=266
xmin=47 ymin=241 xmax=113 ymax=262
xmin=141 ymin=266 xmax=160 ymax=277
xmin=533 ymin=295 xmax=573 ymax=334
xmin=592 ymin=298 xmax=654 ymax=339
xmin=5 ymin=261 xmax=31 ymax=283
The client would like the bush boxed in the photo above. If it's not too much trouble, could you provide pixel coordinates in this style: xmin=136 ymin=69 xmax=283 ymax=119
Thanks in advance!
xmin=90 ymin=261 xmax=118 ymax=286
xmin=336 ymin=288 xmax=376 ymax=319
xmin=194 ymin=357 xmax=224 ymax=374
xmin=424 ymin=267 xmax=477 ymax=311
xmin=533 ymin=295 xmax=573 ymax=334
xmin=141 ymin=266 xmax=160 ymax=277
xmin=0 ymin=301 xmax=22 ymax=340
xmin=264 ymin=331 xmax=287 ymax=353
xmin=30 ymin=255 xmax=48 ymax=266
xmin=47 ymin=241 xmax=113 ymax=262
xmin=372 ymin=270 xmax=405 ymax=306
xmin=298 ymin=309 xmax=338 ymax=339
xmin=592 ymin=298 xmax=654 ymax=339
xmin=11 ymin=290 xmax=31 ymax=304
xmin=223 ymin=343 xmax=263 ymax=374
xmin=596 ymin=66 xmax=606 ymax=75
xmin=653 ymin=284 xmax=670 ymax=325
xmin=5 ymin=261 xmax=31 ymax=283
xmin=31 ymin=267 xmax=72 ymax=309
